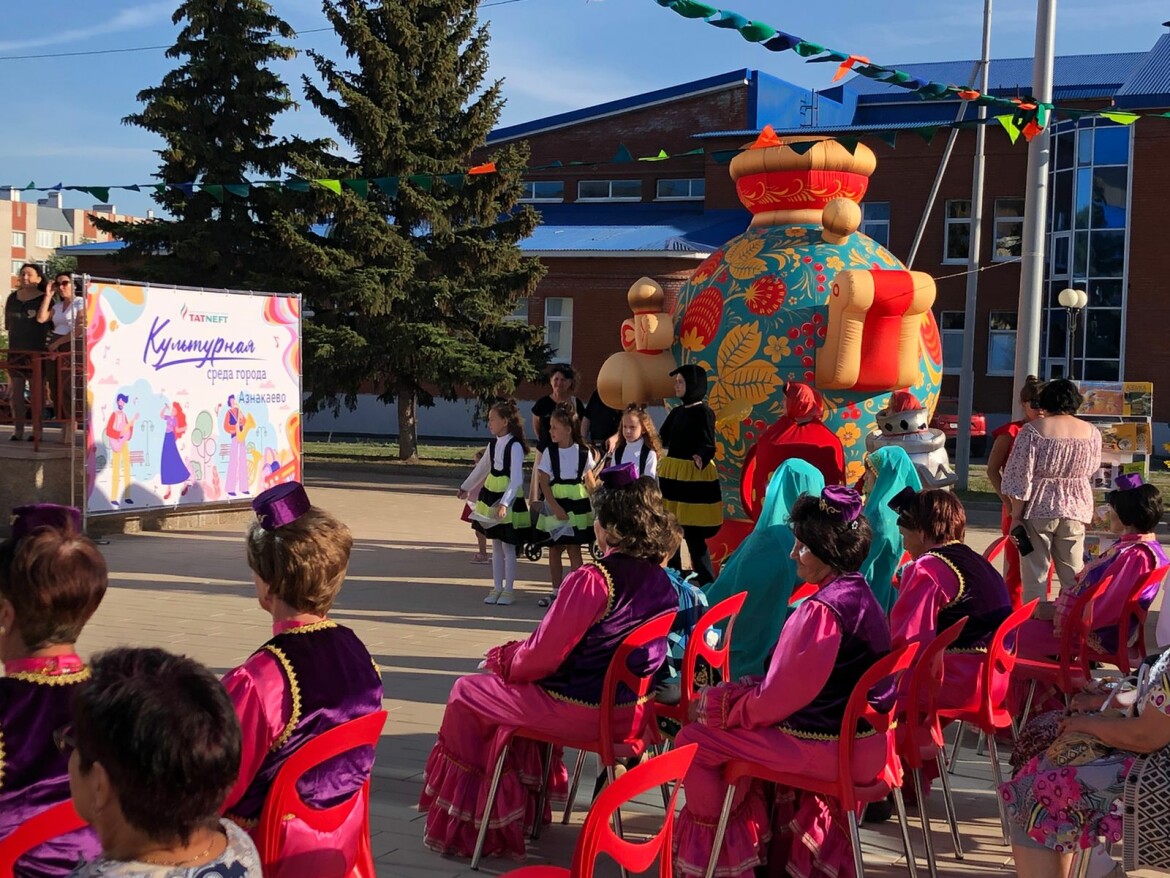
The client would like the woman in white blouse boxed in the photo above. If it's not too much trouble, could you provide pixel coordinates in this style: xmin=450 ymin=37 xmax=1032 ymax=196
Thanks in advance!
xmin=36 ymin=272 xmax=84 ymax=442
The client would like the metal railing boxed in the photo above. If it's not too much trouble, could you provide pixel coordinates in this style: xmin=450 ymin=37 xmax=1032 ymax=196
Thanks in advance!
xmin=0 ymin=346 xmax=86 ymax=452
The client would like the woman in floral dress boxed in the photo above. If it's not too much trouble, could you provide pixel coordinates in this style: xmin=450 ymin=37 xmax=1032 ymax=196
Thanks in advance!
xmin=1002 ymin=646 xmax=1170 ymax=878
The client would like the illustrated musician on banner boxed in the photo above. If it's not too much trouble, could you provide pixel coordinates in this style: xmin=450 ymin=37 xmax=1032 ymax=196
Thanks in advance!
xmin=223 ymin=393 xmax=252 ymax=497
xmin=105 ymin=393 xmax=138 ymax=507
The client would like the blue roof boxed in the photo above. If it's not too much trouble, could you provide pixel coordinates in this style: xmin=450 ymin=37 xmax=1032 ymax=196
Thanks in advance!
xmin=520 ymin=203 xmax=749 ymax=254
xmin=840 ymin=53 xmax=1147 ymax=103
xmin=59 ymin=240 xmax=126 ymax=253
xmin=1115 ymin=34 xmax=1170 ymax=108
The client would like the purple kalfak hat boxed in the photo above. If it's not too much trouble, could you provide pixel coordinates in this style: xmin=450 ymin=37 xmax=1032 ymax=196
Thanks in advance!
xmin=11 ymin=503 xmax=82 ymax=541
xmin=252 ymin=482 xmax=311 ymax=531
xmin=599 ymin=462 xmax=640 ymax=489
xmin=1113 ymin=473 xmax=1143 ymax=492
xmin=819 ymin=485 xmax=864 ymax=525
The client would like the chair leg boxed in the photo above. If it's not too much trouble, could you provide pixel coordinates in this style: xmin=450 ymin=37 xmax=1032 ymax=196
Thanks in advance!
xmin=530 ymin=742 xmax=554 ymax=841
xmin=934 ymin=752 xmax=964 ymax=860
xmin=891 ymin=786 xmax=919 ymax=878
xmin=947 ymin=721 xmax=964 ymax=774
xmin=651 ymin=743 xmax=672 ymax=813
xmin=985 ymin=734 xmax=1012 ymax=846
xmin=1021 ymin=680 xmax=1037 ymax=725
xmin=704 ymin=784 xmax=738 ymax=878
xmin=846 ymin=807 xmax=867 ymax=878
xmin=560 ymin=749 xmax=588 ymax=825
xmin=975 ymin=730 xmax=987 ymax=757
xmin=471 ymin=744 xmax=509 ymax=870
xmin=606 ymin=765 xmax=629 ymax=878
xmin=912 ymin=769 xmax=937 ymax=878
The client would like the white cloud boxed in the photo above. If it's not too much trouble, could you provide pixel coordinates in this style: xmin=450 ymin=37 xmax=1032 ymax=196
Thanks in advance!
xmin=0 ymin=1 xmax=174 ymax=53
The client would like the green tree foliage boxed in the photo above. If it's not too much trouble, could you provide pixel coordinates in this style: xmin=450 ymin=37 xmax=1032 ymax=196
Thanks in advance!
xmin=281 ymin=0 xmax=548 ymax=460
xmin=95 ymin=0 xmax=327 ymax=288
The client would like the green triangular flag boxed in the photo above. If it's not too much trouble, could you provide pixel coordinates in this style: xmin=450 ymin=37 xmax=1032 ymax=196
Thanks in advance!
xmin=793 ymin=41 xmax=825 ymax=58
xmin=315 ymin=179 xmax=342 ymax=195
xmin=23 ymin=180 xmax=36 ymax=190
xmin=915 ymin=127 xmax=938 ymax=145
xmin=1100 ymin=111 xmax=1139 ymax=126
xmin=838 ymin=138 xmax=859 ymax=154
xmin=808 ymin=50 xmax=849 ymax=64
xmin=612 ymin=144 xmax=635 ymax=163
xmin=201 ymin=184 xmax=225 ymax=202
xmin=372 ymin=177 xmax=399 ymax=198
xmin=638 ymin=150 xmax=670 ymax=162
xmin=284 ymin=180 xmax=311 ymax=192
xmin=668 ymin=0 xmax=719 ymax=19
xmin=441 ymin=174 xmax=465 ymax=191
xmin=343 ymin=179 xmax=369 ymax=199
xmin=83 ymin=187 xmax=111 ymax=202
xmin=224 ymin=183 xmax=250 ymax=198
xmin=877 ymin=131 xmax=898 ymax=149
xmin=408 ymin=174 xmax=433 ymax=192
xmin=677 ymin=148 xmax=705 ymax=156
xmin=789 ymin=140 xmax=817 ymax=155
xmin=996 ymin=115 xmax=1021 ymax=144
xmin=881 ymin=70 xmax=912 ymax=84
xmin=738 ymin=21 xmax=777 ymax=42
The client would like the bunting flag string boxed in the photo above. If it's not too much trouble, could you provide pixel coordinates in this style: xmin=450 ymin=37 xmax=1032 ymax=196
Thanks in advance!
xmin=652 ymin=0 xmax=1166 ymax=139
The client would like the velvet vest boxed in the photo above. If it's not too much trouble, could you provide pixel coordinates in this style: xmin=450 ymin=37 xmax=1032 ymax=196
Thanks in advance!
xmin=780 ymin=572 xmax=893 ymax=738
xmin=1082 ymin=537 xmax=1169 ymax=653
xmin=0 ymin=671 xmax=100 ymax=877
xmin=227 ymin=622 xmax=384 ymax=823
xmin=539 ymin=554 xmax=679 ymax=706
xmin=926 ymin=542 xmax=1013 ymax=652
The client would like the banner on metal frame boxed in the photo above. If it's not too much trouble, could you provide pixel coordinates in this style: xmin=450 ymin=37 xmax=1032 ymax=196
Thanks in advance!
xmin=84 ymin=280 xmax=302 ymax=515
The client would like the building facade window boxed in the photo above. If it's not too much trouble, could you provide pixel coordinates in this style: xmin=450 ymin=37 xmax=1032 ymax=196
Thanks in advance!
xmin=940 ymin=311 xmax=965 ymax=372
xmin=577 ymin=179 xmax=642 ymax=202
xmin=943 ymin=200 xmax=971 ymax=263
xmin=656 ymin=178 xmax=704 ymax=200
xmin=987 ymin=311 xmax=1018 ymax=376
xmin=11 ymin=260 xmax=24 ymax=277
xmin=860 ymin=202 xmax=890 ymax=248
xmin=519 ymin=181 xmax=564 ymax=202
xmin=993 ymin=198 xmax=1025 ymax=261
xmin=11 ymin=232 xmax=25 ymax=248
xmin=505 ymin=298 xmax=530 ymax=323
xmin=59 ymin=233 xmax=71 ymax=247
xmin=544 ymin=298 xmax=573 ymax=363
xmin=35 ymin=230 xmax=54 ymax=249
xmin=1044 ymin=120 xmax=1130 ymax=382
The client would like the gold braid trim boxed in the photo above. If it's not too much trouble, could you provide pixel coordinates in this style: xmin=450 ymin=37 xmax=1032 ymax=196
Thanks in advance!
xmin=0 ymin=716 xmax=6 ymax=791
xmin=775 ymin=719 xmax=893 ymax=742
xmin=279 ymin=619 xmax=337 ymax=636
xmin=263 ymin=646 xmax=303 ymax=752
xmin=588 ymin=561 xmax=616 ymax=619
xmin=540 ymin=686 xmax=650 ymax=709
xmin=6 ymin=667 xmax=91 ymax=686
xmin=224 ymin=812 xmax=259 ymax=830
xmin=924 ymin=543 xmax=967 ymax=607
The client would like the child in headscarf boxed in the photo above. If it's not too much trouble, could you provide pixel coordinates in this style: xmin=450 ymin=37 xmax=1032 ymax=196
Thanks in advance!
xmin=659 ymin=364 xmax=722 ymax=585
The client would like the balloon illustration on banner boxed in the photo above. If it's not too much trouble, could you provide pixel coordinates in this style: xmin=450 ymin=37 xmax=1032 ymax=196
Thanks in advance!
xmin=85 ymin=282 xmax=303 ymax=515
xmin=597 ymin=129 xmax=943 ymax=561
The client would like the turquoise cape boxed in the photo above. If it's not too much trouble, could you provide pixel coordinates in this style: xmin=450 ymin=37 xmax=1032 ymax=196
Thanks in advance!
xmin=859 ymin=445 xmax=922 ymax=613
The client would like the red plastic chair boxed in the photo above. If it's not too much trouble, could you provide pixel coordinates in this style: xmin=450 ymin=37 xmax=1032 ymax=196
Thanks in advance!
xmin=655 ymin=592 xmax=746 ymax=728
xmin=1094 ymin=564 xmax=1168 ymax=675
xmin=0 ymin=800 xmax=86 ymax=875
xmin=470 ymin=612 xmax=675 ymax=871
xmin=255 ymin=709 xmax=388 ymax=878
xmin=937 ymin=600 xmax=1038 ymax=845
xmin=983 ymin=535 xmax=1054 ymax=603
xmin=788 ymin=582 xmax=818 ymax=606
xmin=897 ymin=618 xmax=969 ymax=878
xmin=705 ymin=642 xmax=921 ymax=878
xmin=499 ymin=743 xmax=698 ymax=878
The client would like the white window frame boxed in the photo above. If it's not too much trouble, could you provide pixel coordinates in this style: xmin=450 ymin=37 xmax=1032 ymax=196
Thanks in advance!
xmin=504 ymin=298 xmax=530 ymax=323
xmin=576 ymin=180 xmax=642 ymax=203
xmin=860 ymin=202 xmax=890 ymax=248
xmin=987 ymin=311 xmax=1018 ymax=376
xmin=940 ymin=310 xmax=965 ymax=372
xmin=58 ymin=233 xmax=72 ymax=248
xmin=35 ymin=230 xmax=54 ymax=249
xmin=655 ymin=178 xmax=705 ymax=201
xmin=943 ymin=199 xmax=972 ymax=264
xmin=519 ymin=180 xmax=564 ymax=203
xmin=11 ymin=260 xmax=24 ymax=277
xmin=11 ymin=231 xmax=25 ymax=248
xmin=993 ymin=197 xmax=1026 ymax=262
xmin=544 ymin=298 xmax=573 ymax=363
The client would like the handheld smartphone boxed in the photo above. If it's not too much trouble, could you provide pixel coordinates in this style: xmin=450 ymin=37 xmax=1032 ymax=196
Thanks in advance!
xmin=1011 ymin=525 xmax=1034 ymax=556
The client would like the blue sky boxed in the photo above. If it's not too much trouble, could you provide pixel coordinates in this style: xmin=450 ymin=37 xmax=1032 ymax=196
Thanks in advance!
xmin=1 ymin=0 xmax=1166 ymax=217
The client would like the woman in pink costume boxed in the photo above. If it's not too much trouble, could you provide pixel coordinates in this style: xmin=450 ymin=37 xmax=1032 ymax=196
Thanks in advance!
xmin=673 ymin=485 xmax=893 ymax=878
xmin=221 ymin=482 xmax=384 ymax=878
xmin=889 ymin=488 xmax=1012 ymax=712
xmin=420 ymin=462 xmax=679 ymax=861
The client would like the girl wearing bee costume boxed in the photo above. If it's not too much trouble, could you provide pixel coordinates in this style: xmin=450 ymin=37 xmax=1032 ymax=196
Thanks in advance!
xmin=535 ymin=403 xmax=596 ymax=607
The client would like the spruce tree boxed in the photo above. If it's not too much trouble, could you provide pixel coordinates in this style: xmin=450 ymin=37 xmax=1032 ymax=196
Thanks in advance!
xmin=282 ymin=0 xmax=548 ymax=460
xmin=95 ymin=0 xmax=325 ymax=289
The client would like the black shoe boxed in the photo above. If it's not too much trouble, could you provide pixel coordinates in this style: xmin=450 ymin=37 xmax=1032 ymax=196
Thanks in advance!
xmin=863 ymin=796 xmax=894 ymax=823
xmin=9 ymin=434 xmax=22 ymax=442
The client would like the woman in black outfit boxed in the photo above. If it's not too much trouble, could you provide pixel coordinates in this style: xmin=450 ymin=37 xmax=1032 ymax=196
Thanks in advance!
xmin=658 ymin=364 xmax=723 ymax=584
xmin=4 ymin=264 xmax=50 ymax=442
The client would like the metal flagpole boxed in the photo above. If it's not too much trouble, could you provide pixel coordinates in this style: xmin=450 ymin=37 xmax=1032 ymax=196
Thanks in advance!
xmin=955 ymin=0 xmax=994 ymax=489
xmin=1011 ymin=0 xmax=1058 ymax=418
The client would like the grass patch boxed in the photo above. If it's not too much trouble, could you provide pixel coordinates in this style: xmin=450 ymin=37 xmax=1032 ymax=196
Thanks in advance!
xmin=305 ymin=438 xmax=480 ymax=466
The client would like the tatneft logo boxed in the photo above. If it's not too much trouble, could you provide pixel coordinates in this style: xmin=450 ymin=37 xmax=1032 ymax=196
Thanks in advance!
xmin=180 ymin=304 xmax=229 ymax=324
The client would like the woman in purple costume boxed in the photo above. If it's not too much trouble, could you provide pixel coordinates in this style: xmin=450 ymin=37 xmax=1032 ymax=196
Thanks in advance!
xmin=673 ymin=486 xmax=893 ymax=878
xmin=419 ymin=463 xmax=680 ymax=861
xmin=159 ymin=401 xmax=191 ymax=500
xmin=220 ymin=482 xmax=384 ymax=878
xmin=0 ymin=504 xmax=107 ymax=876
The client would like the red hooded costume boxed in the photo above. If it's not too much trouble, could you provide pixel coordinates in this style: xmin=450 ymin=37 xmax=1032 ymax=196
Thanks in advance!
xmin=741 ymin=382 xmax=847 ymax=520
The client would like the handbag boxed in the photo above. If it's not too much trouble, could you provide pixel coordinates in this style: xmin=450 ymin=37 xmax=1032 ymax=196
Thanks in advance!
xmin=1045 ymin=731 xmax=1113 ymax=767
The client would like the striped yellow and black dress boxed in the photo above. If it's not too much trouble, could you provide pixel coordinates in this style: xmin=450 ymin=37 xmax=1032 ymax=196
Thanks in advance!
xmin=473 ymin=436 xmax=532 ymax=545
xmin=536 ymin=443 xmax=595 ymax=545
xmin=658 ymin=403 xmax=723 ymax=538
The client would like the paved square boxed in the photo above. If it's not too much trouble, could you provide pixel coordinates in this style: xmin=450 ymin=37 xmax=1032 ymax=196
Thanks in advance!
xmin=71 ymin=467 xmax=1165 ymax=877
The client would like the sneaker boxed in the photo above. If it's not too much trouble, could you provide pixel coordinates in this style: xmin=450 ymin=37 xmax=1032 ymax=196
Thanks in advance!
xmin=471 ymin=553 xmax=491 ymax=565
xmin=496 ymin=591 xmax=515 ymax=606
xmin=484 ymin=588 xmax=503 ymax=605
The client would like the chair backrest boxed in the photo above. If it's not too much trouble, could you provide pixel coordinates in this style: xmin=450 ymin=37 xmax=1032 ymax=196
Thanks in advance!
xmin=900 ymin=619 xmax=968 ymax=769
xmin=571 ymin=743 xmax=698 ymax=878
xmin=1113 ymin=564 xmax=1169 ymax=674
xmin=982 ymin=599 xmax=1040 ymax=726
xmin=835 ymin=642 xmax=919 ymax=812
xmin=675 ymin=592 xmax=747 ymax=716
xmin=0 ymin=800 xmax=86 ymax=874
xmin=599 ymin=612 xmax=675 ymax=764
xmin=982 ymin=535 xmax=1011 ymax=565
xmin=257 ymin=709 xmax=388 ymax=869
xmin=788 ymin=582 xmax=818 ymax=606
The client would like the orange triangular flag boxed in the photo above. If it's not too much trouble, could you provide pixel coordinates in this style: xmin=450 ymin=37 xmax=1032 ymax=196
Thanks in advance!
xmin=751 ymin=125 xmax=784 ymax=150
xmin=468 ymin=162 xmax=496 ymax=175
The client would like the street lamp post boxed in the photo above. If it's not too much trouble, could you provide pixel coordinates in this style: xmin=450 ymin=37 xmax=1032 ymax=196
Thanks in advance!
xmin=1058 ymin=287 xmax=1088 ymax=380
